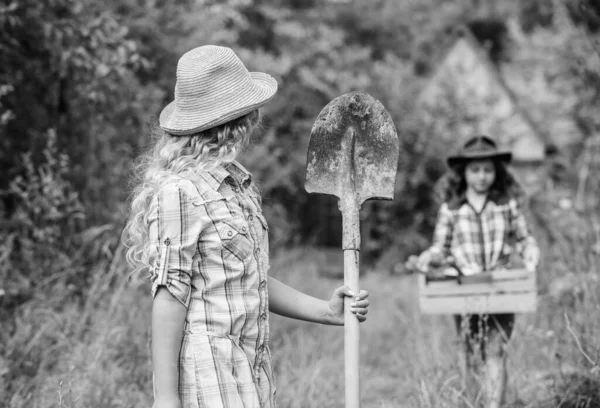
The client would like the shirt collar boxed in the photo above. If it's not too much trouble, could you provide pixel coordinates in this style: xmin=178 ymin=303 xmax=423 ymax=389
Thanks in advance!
xmin=226 ymin=160 xmax=252 ymax=188
xmin=447 ymin=192 xmax=509 ymax=210
xmin=199 ymin=160 xmax=252 ymax=190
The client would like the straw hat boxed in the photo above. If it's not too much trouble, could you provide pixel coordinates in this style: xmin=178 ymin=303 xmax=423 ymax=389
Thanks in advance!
xmin=447 ymin=135 xmax=512 ymax=167
xmin=159 ymin=45 xmax=278 ymax=135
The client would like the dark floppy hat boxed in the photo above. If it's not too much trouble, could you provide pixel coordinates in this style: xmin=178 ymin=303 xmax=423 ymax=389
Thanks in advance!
xmin=447 ymin=135 xmax=512 ymax=167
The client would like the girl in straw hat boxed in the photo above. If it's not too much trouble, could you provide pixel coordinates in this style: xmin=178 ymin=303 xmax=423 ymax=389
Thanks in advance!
xmin=415 ymin=135 xmax=540 ymax=408
xmin=124 ymin=46 xmax=369 ymax=408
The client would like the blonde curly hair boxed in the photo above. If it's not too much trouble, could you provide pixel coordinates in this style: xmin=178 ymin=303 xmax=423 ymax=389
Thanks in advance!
xmin=123 ymin=109 xmax=262 ymax=274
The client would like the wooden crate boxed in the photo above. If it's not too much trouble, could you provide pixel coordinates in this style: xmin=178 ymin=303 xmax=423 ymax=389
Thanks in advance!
xmin=418 ymin=269 xmax=537 ymax=315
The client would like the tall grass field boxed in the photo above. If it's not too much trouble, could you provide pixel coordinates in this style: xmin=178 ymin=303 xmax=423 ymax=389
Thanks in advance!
xmin=1 ymin=196 xmax=599 ymax=408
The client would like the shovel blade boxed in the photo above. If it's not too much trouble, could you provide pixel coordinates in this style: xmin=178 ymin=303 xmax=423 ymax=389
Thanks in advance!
xmin=305 ymin=91 xmax=399 ymax=205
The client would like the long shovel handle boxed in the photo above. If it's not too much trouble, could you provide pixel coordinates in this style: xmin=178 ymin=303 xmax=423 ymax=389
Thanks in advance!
xmin=342 ymin=206 xmax=361 ymax=408
xmin=344 ymin=248 xmax=360 ymax=408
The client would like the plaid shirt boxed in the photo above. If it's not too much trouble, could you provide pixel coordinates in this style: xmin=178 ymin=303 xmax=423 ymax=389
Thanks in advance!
xmin=431 ymin=197 xmax=538 ymax=275
xmin=148 ymin=161 xmax=276 ymax=408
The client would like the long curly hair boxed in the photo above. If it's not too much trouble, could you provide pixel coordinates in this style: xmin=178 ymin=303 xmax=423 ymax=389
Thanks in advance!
xmin=435 ymin=158 xmax=524 ymax=207
xmin=123 ymin=109 xmax=262 ymax=274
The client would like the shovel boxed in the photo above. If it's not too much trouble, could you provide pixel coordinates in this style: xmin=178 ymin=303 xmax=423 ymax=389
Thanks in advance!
xmin=305 ymin=91 xmax=399 ymax=408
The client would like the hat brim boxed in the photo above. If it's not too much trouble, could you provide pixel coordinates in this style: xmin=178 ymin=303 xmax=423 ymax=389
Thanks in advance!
xmin=447 ymin=151 xmax=512 ymax=167
xmin=159 ymin=72 xmax=278 ymax=136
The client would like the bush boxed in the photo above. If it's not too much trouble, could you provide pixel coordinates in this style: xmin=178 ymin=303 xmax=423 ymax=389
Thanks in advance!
xmin=0 ymin=131 xmax=82 ymax=305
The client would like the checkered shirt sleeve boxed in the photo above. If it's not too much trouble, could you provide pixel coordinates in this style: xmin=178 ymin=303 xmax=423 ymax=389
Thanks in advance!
xmin=508 ymin=198 xmax=538 ymax=256
xmin=432 ymin=203 xmax=454 ymax=258
xmin=148 ymin=179 xmax=204 ymax=308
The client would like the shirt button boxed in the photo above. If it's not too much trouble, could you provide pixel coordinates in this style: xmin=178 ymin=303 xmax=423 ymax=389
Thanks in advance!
xmin=248 ymin=214 xmax=253 ymax=221
xmin=255 ymin=248 xmax=260 ymax=256
xmin=260 ymin=313 xmax=267 ymax=320
xmin=234 ymin=187 xmax=240 ymax=193
xmin=259 ymin=280 xmax=267 ymax=289
xmin=227 ymin=230 xmax=233 ymax=237
xmin=241 ymin=226 xmax=247 ymax=233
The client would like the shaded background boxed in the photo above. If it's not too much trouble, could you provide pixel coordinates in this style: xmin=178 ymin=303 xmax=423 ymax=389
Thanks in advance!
xmin=1 ymin=0 xmax=600 ymax=406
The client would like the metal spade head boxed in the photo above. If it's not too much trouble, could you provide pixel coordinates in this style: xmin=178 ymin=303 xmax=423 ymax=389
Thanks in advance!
xmin=305 ymin=91 xmax=399 ymax=205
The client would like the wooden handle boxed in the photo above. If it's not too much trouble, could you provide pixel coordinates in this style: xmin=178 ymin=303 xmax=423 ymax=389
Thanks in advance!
xmin=344 ymin=248 xmax=360 ymax=408
xmin=341 ymin=204 xmax=360 ymax=408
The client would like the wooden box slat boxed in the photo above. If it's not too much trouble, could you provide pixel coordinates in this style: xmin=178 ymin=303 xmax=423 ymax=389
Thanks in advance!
xmin=418 ymin=269 xmax=537 ymax=315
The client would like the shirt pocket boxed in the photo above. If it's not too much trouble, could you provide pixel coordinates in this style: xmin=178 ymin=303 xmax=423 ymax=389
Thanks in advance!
xmin=215 ymin=216 xmax=254 ymax=261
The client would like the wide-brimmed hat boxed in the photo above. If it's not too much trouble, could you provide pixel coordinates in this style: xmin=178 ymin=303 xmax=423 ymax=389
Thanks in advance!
xmin=159 ymin=45 xmax=278 ymax=135
xmin=447 ymin=135 xmax=512 ymax=167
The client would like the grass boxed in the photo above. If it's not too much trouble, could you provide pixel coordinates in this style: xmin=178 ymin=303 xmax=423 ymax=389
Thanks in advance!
xmin=2 ymin=197 xmax=600 ymax=407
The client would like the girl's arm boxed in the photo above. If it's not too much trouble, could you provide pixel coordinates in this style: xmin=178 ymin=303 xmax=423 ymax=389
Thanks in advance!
xmin=148 ymin=180 xmax=206 ymax=404
xmin=431 ymin=203 xmax=454 ymax=256
xmin=509 ymin=199 xmax=540 ymax=270
xmin=416 ymin=203 xmax=453 ymax=270
xmin=152 ymin=289 xmax=186 ymax=402
xmin=268 ymin=276 xmax=369 ymax=325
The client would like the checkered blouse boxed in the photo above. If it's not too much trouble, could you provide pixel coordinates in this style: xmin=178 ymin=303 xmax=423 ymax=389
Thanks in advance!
xmin=432 ymin=197 xmax=538 ymax=275
xmin=148 ymin=161 xmax=276 ymax=408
